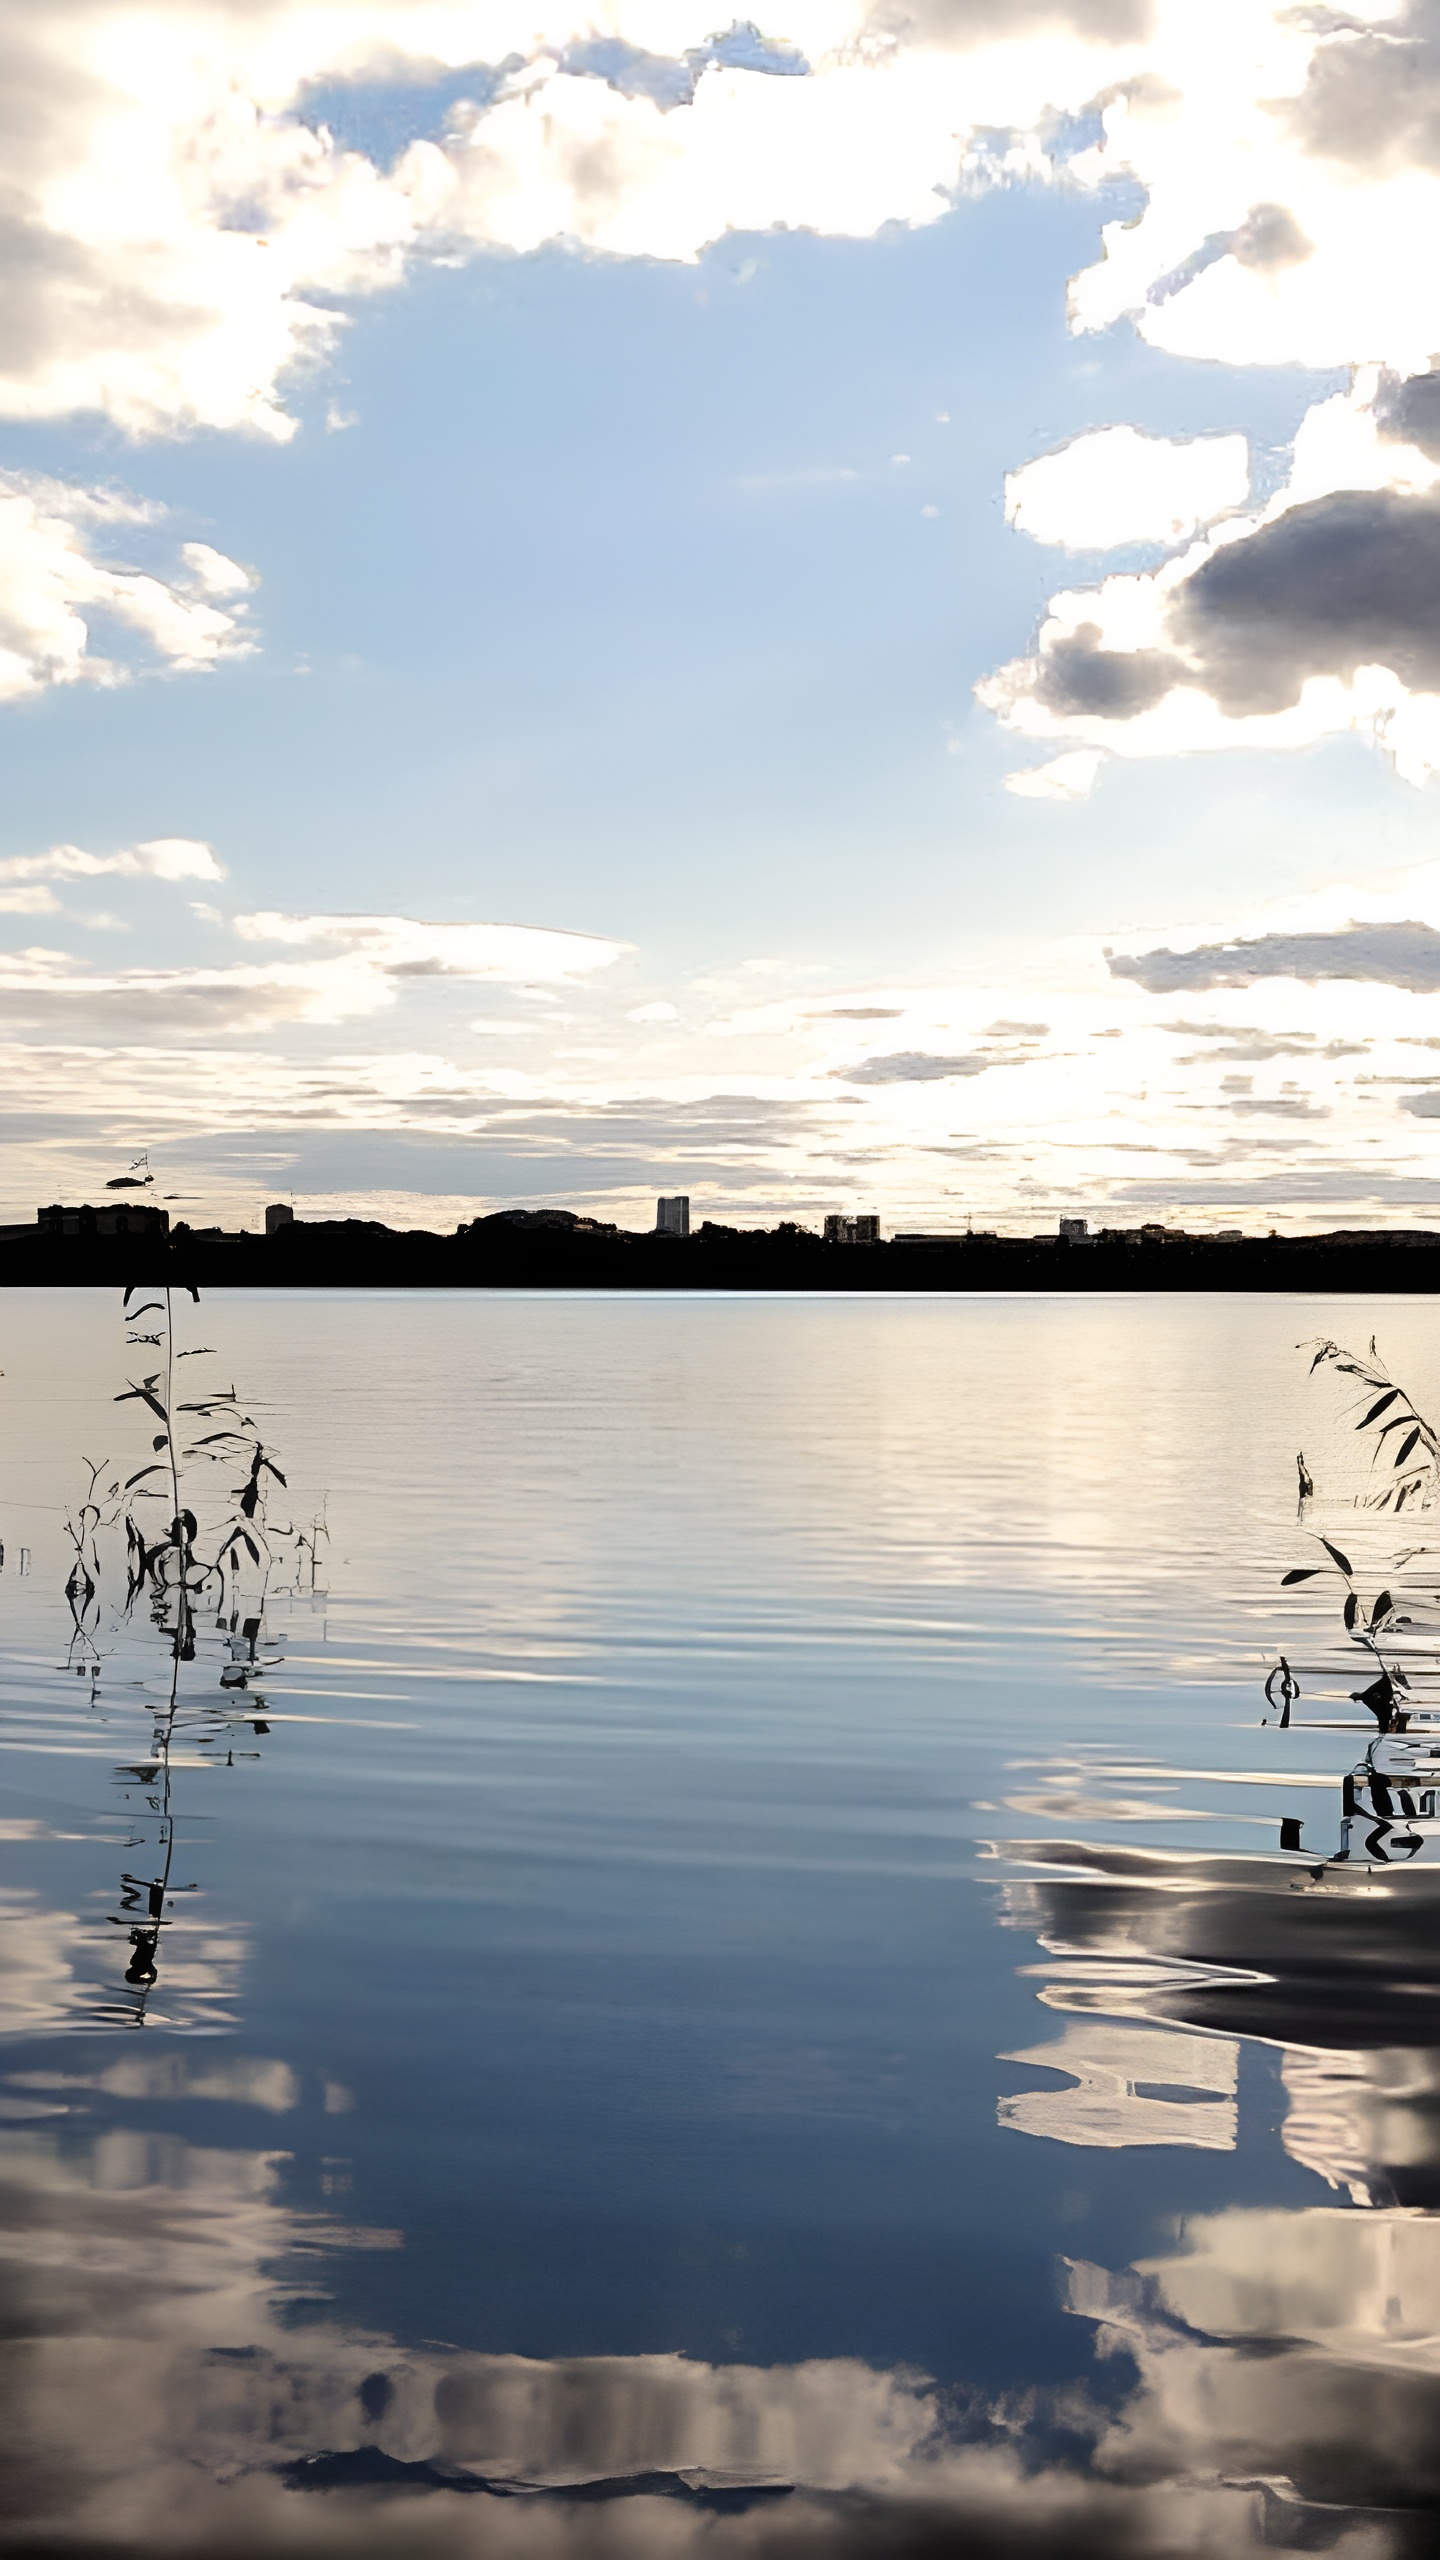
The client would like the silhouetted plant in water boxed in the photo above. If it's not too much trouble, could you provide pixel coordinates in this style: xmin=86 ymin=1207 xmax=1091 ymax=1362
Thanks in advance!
xmin=57 ymin=1285 xmax=313 ymax=2025
xmin=1301 ymin=1336 xmax=1439 ymax=1512
xmin=1272 ymin=1336 xmax=1440 ymax=1732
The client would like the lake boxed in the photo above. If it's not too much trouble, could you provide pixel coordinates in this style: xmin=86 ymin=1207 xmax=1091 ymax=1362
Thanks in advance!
xmin=3 ymin=1287 xmax=1439 ymax=2555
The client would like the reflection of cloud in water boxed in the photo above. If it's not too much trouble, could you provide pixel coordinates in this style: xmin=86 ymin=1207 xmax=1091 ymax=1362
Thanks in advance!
xmin=8 ymin=2053 xmax=300 ymax=2111
xmin=1073 ymin=2206 xmax=1440 ymax=2510
xmin=1001 ymin=1846 xmax=1440 ymax=2205
xmin=0 ymin=1888 xmax=248 ymax=2038
xmin=988 ymin=1840 xmax=1440 ymax=2536
xmin=999 ymin=2022 xmax=1237 ymax=2151
xmin=1279 ymin=2044 xmax=1440 ymax=2206
xmin=1 ymin=2124 xmax=1361 ymax=2560
xmin=0 ymin=1890 xmax=101 ymax=2032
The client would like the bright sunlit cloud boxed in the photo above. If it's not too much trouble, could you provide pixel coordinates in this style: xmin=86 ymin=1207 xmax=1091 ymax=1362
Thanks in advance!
xmin=0 ymin=838 xmax=225 ymax=885
xmin=1006 ymin=426 xmax=1251 ymax=551
xmin=0 ymin=473 xmax=255 ymax=697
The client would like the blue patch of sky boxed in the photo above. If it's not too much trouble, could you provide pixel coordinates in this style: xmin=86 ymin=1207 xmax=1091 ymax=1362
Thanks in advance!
xmin=0 ymin=183 xmax=1389 ymax=979
xmin=294 ymin=65 xmax=510 ymax=164
xmin=295 ymin=22 xmax=809 ymax=167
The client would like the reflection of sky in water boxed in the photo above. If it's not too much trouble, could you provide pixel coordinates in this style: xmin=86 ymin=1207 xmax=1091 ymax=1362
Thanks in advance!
xmin=4 ymin=1291 xmax=1440 ymax=2551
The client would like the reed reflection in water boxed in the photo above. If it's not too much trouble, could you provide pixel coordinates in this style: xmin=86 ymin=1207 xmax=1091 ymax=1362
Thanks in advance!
xmin=8 ymin=1293 xmax=1440 ymax=2553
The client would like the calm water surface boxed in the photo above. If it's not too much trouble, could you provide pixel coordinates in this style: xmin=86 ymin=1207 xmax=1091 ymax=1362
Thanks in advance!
xmin=2 ymin=1288 xmax=1439 ymax=2555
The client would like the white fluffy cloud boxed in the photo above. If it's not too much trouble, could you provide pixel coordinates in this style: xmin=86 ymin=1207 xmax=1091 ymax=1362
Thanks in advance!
xmin=0 ymin=836 xmax=225 ymax=915
xmin=0 ymin=837 xmax=224 ymax=885
xmin=0 ymin=0 xmax=1434 ymax=474
xmin=0 ymin=0 xmax=1145 ymax=439
xmin=0 ymin=473 xmax=254 ymax=697
xmin=1066 ymin=2 xmax=1440 ymax=378
xmin=1005 ymin=425 xmax=1250 ymax=551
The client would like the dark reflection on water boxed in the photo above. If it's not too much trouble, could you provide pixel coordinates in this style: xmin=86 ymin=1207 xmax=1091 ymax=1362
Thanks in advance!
xmin=10 ymin=1292 xmax=1440 ymax=2554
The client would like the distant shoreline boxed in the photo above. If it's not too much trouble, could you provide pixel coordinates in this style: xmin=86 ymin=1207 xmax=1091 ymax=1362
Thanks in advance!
xmin=7 ymin=1217 xmax=1440 ymax=1293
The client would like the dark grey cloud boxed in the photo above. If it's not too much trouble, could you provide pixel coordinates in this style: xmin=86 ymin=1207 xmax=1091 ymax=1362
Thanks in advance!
xmin=985 ymin=1018 xmax=1050 ymax=1036
xmin=1403 ymin=1090 xmax=1440 ymax=1116
xmin=832 ymin=1051 xmax=990 ymax=1083
xmin=1036 ymin=626 xmax=1183 ymax=717
xmin=1377 ymin=367 xmax=1440 ymax=460
xmin=1110 ymin=920 xmax=1440 ymax=992
xmin=807 ymin=1006 xmax=904 ymax=1020
xmin=1286 ymin=1 xmax=1440 ymax=173
xmin=1178 ymin=488 xmax=1440 ymax=708
xmin=1033 ymin=488 xmax=1440 ymax=727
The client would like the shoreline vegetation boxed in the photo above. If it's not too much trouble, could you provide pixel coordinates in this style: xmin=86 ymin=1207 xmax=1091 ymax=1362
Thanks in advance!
xmin=8 ymin=1208 xmax=1440 ymax=1290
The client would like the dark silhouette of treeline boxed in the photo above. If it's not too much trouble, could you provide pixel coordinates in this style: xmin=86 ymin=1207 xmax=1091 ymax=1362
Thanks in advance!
xmin=9 ymin=1207 xmax=1440 ymax=1290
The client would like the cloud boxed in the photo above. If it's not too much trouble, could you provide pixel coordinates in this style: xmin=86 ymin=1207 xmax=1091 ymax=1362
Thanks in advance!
xmin=983 ymin=377 xmax=1440 ymax=791
xmin=1005 ymin=425 xmax=1249 ymax=551
xmin=1285 ymin=2 xmax=1440 ymax=179
xmin=232 ymin=910 xmax=628 ymax=981
xmin=0 ymin=909 xmax=627 ymax=1034
xmin=0 ymin=0 xmax=1151 ymax=440
xmin=1068 ymin=18 xmax=1440 ymax=376
xmin=0 ymin=837 xmax=225 ymax=885
xmin=1379 ymin=363 xmax=1440 ymax=459
xmin=964 ymin=5 xmax=1440 ymax=795
xmin=0 ymin=885 xmax=61 ymax=915
xmin=1110 ymin=920 xmax=1440 ymax=993
xmin=832 ymin=1049 xmax=993 ymax=1081
xmin=1225 ymin=1092 xmax=1329 ymax=1117
xmin=1178 ymin=486 xmax=1440 ymax=706
xmin=0 ymin=0 xmax=1426 ymax=545
xmin=6 ymin=915 xmax=1440 ymax=1231
xmin=1005 ymin=747 xmax=1104 ymax=799
xmin=0 ymin=470 xmax=255 ymax=697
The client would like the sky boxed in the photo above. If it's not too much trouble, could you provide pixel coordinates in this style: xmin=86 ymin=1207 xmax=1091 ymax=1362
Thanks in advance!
xmin=5 ymin=0 xmax=1440 ymax=1234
